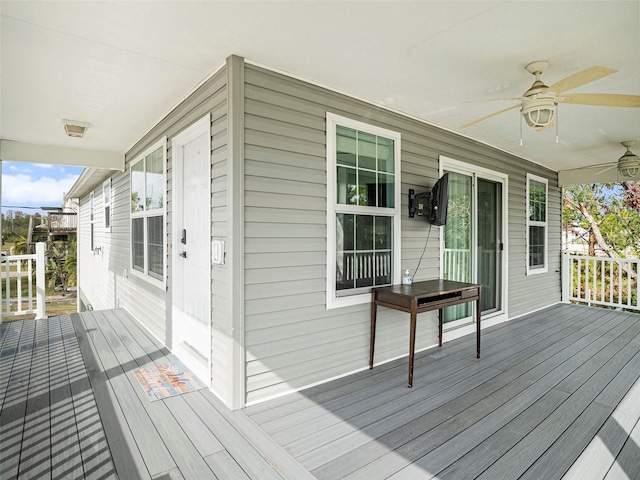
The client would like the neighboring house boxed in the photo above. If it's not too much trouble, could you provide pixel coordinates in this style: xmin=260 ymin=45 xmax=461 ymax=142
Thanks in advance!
xmin=562 ymin=224 xmax=591 ymax=255
xmin=66 ymin=55 xmax=561 ymax=410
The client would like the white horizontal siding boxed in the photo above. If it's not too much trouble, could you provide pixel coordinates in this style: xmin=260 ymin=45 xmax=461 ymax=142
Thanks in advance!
xmin=76 ymin=67 xmax=229 ymax=392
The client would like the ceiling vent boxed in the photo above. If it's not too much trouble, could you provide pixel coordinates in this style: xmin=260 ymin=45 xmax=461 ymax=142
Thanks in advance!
xmin=62 ymin=119 xmax=90 ymax=138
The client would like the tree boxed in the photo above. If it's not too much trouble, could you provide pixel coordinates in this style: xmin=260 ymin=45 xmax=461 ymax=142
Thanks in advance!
xmin=12 ymin=236 xmax=28 ymax=255
xmin=64 ymin=238 xmax=77 ymax=287
xmin=622 ymin=181 xmax=640 ymax=212
xmin=48 ymin=239 xmax=77 ymax=293
xmin=564 ymin=182 xmax=640 ymax=279
xmin=47 ymin=244 xmax=68 ymax=292
xmin=2 ymin=210 xmax=31 ymax=242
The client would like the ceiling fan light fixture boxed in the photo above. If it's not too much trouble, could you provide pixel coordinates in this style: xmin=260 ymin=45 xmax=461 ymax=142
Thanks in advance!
xmin=521 ymin=95 xmax=556 ymax=128
xmin=617 ymin=144 xmax=640 ymax=178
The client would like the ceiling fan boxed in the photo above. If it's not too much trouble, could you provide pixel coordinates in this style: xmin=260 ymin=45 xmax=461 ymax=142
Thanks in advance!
xmin=460 ymin=61 xmax=640 ymax=132
xmin=592 ymin=141 xmax=640 ymax=178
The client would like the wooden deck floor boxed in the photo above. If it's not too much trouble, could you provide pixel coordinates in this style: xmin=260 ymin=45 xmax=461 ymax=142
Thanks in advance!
xmin=1 ymin=304 xmax=639 ymax=479
xmin=245 ymin=303 xmax=640 ymax=480
xmin=0 ymin=310 xmax=310 ymax=480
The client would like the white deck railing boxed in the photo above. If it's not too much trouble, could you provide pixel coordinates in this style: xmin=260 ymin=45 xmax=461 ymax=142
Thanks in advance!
xmin=443 ymin=248 xmax=471 ymax=282
xmin=340 ymin=251 xmax=391 ymax=284
xmin=1 ymin=242 xmax=47 ymax=320
xmin=562 ymin=251 xmax=639 ymax=312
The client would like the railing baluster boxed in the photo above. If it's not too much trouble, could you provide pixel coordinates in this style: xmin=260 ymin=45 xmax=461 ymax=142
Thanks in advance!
xmin=575 ymin=257 xmax=580 ymax=301
xmin=564 ymin=253 xmax=639 ymax=312
xmin=618 ymin=259 xmax=623 ymax=306
xmin=585 ymin=258 xmax=589 ymax=302
xmin=1 ymin=249 xmax=46 ymax=319
xmin=592 ymin=258 xmax=596 ymax=303
xmin=600 ymin=259 xmax=604 ymax=302
xmin=627 ymin=260 xmax=632 ymax=307
xmin=28 ymin=258 xmax=33 ymax=312
xmin=608 ymin=260 xmax=613 ymax=305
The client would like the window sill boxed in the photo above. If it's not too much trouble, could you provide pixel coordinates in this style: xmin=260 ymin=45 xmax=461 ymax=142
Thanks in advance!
xmin=327 ymin=291 xmax=371 ymax=310
xmin=526 ymin=267 xmax=548 ymax=276
xmin=129 ymin=267 xmax=165 ymax=291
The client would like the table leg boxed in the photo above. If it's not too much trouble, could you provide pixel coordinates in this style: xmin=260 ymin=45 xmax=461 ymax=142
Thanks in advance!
xmin=408 ymin=301 xmax=417 ymax=388
xmin=438 ymin=308 xmax=443 ymax=347
xmin=370 ymin=292 xmax=377 ymax=369
xmin=476 ymin=296 xmax=481 ymax=358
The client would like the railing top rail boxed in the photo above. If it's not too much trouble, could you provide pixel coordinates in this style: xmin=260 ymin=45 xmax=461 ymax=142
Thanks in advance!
xmin=3 ymin=254 xmax=36 ymax=261
xmin=564 ymin=252 xmax=639 ymax=262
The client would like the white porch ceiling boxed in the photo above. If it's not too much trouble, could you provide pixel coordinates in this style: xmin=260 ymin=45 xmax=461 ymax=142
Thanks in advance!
xmin=1 ymin=1 xmax=639 ymax=183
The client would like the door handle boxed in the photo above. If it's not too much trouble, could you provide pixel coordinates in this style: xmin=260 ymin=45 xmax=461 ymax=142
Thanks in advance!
xmin=179 ymin=251 xmax=187 ymax=258
xmin=181 ymin=229 xmax=187 ymax=244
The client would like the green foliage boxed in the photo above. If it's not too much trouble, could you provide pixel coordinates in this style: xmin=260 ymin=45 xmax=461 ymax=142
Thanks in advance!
xmin=65 ymin=238 xmax=77 ymax=287
xmin=564 ymin=183 xmax=640 ymax=257
xmin=445 ymin=192 xmax=472 ymax=249
xmin=2 ymin=211 xmax=32 ymax=243
xmin=12 ymin=236 xmax=28 ymax=255
xmin=46 ymin=239 xmax=77 ymax=292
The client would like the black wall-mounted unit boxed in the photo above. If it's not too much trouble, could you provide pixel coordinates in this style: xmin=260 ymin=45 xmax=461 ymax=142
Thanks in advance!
xmin=408 ymin=173 xmax=450 ymax=226
xmin=408 ymin=189 xmax=431 ymax=218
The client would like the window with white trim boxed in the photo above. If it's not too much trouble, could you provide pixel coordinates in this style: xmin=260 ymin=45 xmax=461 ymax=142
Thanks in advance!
xmin=103 ymin=178 xmax=111 ymax=232
xmin=326 ymin=113 xmax=401 ymax=309
xmin=526 ymin=173 xmax=548 ymax=274
xmin=130 ymin=140 xmax=166 ymax=286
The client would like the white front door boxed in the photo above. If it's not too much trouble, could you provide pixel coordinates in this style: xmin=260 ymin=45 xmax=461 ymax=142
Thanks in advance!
xmin=172 ymin=116 xmax=211 ymax=386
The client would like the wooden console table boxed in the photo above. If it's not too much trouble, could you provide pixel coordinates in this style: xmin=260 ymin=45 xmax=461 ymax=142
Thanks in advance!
xmin=370 ymin=279 xmax=482 ymax=387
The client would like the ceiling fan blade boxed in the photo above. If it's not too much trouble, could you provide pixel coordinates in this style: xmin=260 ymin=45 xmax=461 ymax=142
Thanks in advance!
xmin=459 ymin=103 xmax=520 ymax=128
xmin=547 ymin=66 xmax=617 ymax=94
xmin=594 ymin=164 xmax=617 ymax=176
xmin=560 ymin=93 xmax=640 ymax=107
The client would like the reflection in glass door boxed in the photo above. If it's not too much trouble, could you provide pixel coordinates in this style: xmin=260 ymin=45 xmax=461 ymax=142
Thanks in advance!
xmin=443 ymin=172 xmax=473 ymax=321
xmin=443 ymin=170 xmax=503 ymax=323
xmin=477 ymin=178 xmax=502 ymax=313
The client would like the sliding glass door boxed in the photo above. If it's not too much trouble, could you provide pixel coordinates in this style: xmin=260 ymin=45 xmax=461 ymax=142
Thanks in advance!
xmin=477 ymin=178 xmax=502 ymax=313
xmin=442 ymin=161 xmax=505 ymax=324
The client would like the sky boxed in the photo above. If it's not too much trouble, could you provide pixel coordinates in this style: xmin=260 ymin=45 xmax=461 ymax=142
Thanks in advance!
xmin=2 ymin=162 xmax=83 ymax=214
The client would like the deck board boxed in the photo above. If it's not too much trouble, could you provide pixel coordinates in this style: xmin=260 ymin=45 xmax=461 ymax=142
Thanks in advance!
xmin=607 ymin=414 xmax=640 ymax=479
xmin=2 ymin=303 xmax=639 ymax=479
xmin=0 ymin=319 xmax=34 ymax=479
xmin=74 ymin=308 xmax=304 ymax=480
xmin=295 ymin=306 xmax=619 ymax=475
xmin=1 ymin=316 xmax=119 ymax=480
xmin=103 ymin=313 xmax=221 ymax=479
xmin=563 ymin=376 xmax=640 ymax=479
xmin=0 ymin=308 xmax=308 ymax=480
xmin=81 ymin=310 xmax=177 ymax=476
xmin=108 ymin=307 xmax=309 ymax=479
xmin=48 ymin=317 xmax=83 ymax=480
xmin=258 ymin=303 xmax=592 ymax=440
xmin=88 ymin=309 xmax=215 ymax=479
xmin=246 ymin=303 xmax=640 ymax=480
xmin=17 ymin=318 xmax=53 ymax=480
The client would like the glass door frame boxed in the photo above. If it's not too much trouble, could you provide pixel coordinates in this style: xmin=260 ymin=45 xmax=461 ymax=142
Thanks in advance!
xmin=439 ymin=156 xmax=509 ymax=329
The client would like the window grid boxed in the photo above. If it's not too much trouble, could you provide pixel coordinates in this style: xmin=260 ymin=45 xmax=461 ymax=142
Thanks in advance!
xmin=130 ymin=140 xmax=166 ymax=287
xmin=103 ymin=179 xmax=111 ymax=231
xmin=327 ymin=113 xmax=401 ymax=308
xmin=526 ymin=174 xmax=548 ymax=274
